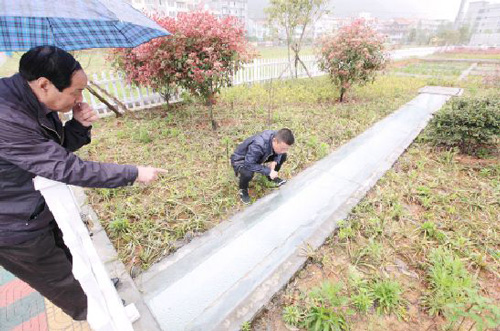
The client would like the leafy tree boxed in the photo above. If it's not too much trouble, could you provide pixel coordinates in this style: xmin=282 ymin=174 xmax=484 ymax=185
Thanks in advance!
xmin=318 ymin=19 xmax=387 ymax=102
xmin=458 ymin=25 xmax=472 ymax=44
xmin=432 ymin=22 xmax=466 ymax=46
xmin=111 ymin=11 xmax=254 ymax=129
xmin=266 ymin=0 xmax=329 ymax=78
xmin=110 ymin=16 xmax=179 ymax=109
xmin=407 ymin=28 xmax=417 ymax=44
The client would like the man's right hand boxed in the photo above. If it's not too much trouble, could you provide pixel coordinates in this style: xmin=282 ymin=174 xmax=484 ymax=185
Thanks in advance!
xmin=268 ymin=161 xmax=277 ymax=171
xmin=269 ymin=170 xmax=279 ymax=179
xmin=136 ymin=166 xmax=168 ymax=184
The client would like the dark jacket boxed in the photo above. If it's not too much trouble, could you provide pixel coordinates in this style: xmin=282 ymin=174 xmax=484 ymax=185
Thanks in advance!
xmin=0 ymin=74 xmax=138 ymax=246
xmin=230 ymin=130 xmax=284 ymax=176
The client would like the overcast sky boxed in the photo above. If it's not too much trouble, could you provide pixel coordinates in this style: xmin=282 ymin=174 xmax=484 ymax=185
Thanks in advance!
xmin=249 ymin=0 xmax=500 ymax=21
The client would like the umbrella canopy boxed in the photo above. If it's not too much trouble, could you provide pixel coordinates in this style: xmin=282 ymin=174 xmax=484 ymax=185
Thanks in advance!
xmin=0 ymin=0 xmax=170 ymax=51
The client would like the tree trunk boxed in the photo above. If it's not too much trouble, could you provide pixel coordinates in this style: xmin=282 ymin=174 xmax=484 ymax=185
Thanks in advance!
xmin=292 ymin=43 xmax=300 ymax=78
xmin=285 ymin=29 xmax=294 ymax=78
xmin=339 ymin=87 xmax=346 ymax=102
xmin=163 ymin=93 xmax=171 ymax=111
xmin=297 ymin=55 xmax=312 ymax=78
xmin=207 ymin=94 xmax=218 ymax=131
xmin=294 ymin=53 xmax=299 ymax=79
xmin=267 ymin=79 xmax=274 ymax=126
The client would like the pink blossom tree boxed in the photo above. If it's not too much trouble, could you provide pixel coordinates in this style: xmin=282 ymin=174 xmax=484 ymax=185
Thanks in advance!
xmin=111 ymin=16 xmax=179 ymax=108
xmin=111 ymin=11 xmax=254 ymax=129
xmin=318 ymin=19 xmax=388 ymax=102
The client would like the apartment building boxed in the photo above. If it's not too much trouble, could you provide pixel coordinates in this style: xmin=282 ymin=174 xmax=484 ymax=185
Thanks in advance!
xmin=201 ymin=0 xmax=248 ymax=23
xmin=459 ymin=1 xmax=500 ymax=46
xmin=129 ymin=0 xmax=197 ymax=17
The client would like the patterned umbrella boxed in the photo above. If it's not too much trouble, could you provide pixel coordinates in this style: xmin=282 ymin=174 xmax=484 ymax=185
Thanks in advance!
xmin=0 ymin=0 xmax=169 ymax=51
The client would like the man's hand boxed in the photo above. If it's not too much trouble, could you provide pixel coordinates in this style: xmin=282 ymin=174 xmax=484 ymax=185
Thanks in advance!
xmin=268 ymin=161 xmax=277 ymax=171
xmin=73 ymin=102 xmax=98 ymax=127
xmin=269 ymin=170 xmax=279 ymax=179
xmin=136 ymin=166 xmax=168 ymax=184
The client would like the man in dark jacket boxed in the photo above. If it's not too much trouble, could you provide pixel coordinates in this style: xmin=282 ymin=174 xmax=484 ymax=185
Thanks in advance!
xmin=0 ymin=46 xmax=166 ymax=321
xmin=230 ymin=128 xmax=294 ymax=204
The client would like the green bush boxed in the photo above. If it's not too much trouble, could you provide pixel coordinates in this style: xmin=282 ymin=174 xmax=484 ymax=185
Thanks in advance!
xmin=426 ymin=96 xmax=500 ymax=155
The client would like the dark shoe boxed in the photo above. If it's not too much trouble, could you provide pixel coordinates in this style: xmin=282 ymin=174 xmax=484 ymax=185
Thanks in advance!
xmin=272 ymin=177 xmax=287 ymax=187
xmin=111 ymin=277 xmax=120 ymax=288
xmin=239 ymin=189 xmax=251 ymax=204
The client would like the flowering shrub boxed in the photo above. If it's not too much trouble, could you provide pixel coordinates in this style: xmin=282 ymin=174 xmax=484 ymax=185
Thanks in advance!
xmin=111 ymin=11 xmax=254 ymax=109
xmin=318 ymin=20 xmax=387 ymax=102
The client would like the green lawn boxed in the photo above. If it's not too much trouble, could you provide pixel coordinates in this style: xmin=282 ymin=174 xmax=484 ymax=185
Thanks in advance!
xmin=389 ymin=61 xmax=471 ymax=77
xmin=430 ymin=51 xmax=500 ymax=60
xmin=256 ymin=45 xmax=315 ymax=59
xmin=0 ymin=52 xmax=22 ymax=77
xmin=252 ymin=81 xmax=499 ymax=330
xmin=0 ymin=49 xmax=115 ymax=78
xmin=79 ymin=74 xmax=436 ymax=270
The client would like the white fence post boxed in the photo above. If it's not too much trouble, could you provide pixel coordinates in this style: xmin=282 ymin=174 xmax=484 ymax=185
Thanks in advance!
xmin=33 ymin=177 xmax=135 ymax=331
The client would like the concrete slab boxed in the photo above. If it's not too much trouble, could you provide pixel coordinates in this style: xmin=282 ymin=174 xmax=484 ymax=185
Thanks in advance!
xmin=71 ymin=186 xmax=161 ymax=331
xmin=137 ymin=87 xmax=462 ymax=330
xmin=418 ymin=86 xmax=464 ymax=96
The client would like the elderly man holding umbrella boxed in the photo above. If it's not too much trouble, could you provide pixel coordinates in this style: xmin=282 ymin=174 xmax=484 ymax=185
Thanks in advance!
xmin=0 ymin=0 xmax=171 ymax=323
xmin=0 ymin=46 xmax=167 ymax=320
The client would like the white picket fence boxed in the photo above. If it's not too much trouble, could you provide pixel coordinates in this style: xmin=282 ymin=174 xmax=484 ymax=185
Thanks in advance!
xmin=84 ymin=55 xmax=321 ymax=116
xmin=85 ymin=71 xmax=169 ymax=116
xmin=85 ymin=47 xmax=450 ymax=116
xmin=232 ymin=55 xmax=323 ymax=84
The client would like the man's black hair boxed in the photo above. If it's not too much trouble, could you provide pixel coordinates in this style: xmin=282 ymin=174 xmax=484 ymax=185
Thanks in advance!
xmin=276 ymin=128 xmax=295 ymax=145
xmin=19 ymin=46 xmax=82 ymax=92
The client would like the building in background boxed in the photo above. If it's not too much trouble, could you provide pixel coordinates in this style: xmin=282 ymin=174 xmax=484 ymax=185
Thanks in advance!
xmin=201 ymin=0 xmax=248 ymax=23
xmin=246 ymin=17 xmax=271 ymax=41
xmin=418 ymin=19 xmax=450 ymax=33
xmin=129 ymin=0 xmax=196 ymax=17
xmin=129 ymin=0 xmax=253 ymax=41
xmin=129 ymin=0 xmax=249 ymax=25
xmin=377 ymin=18 xmax=417 ymax=44
xmin=457 ymin=1 xmax=500 ymax=46
xmin=312 ymin=14 xmax=346 ymax=39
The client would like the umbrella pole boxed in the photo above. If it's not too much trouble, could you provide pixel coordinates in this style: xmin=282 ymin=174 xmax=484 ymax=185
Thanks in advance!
xmin=86 ymin=86 xmax=123 ymax=118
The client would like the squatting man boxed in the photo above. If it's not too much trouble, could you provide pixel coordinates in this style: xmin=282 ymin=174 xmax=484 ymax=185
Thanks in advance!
xmin=230 ymin=128 xmax=295 ymax=204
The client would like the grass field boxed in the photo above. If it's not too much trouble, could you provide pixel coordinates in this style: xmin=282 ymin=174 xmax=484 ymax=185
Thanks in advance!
xmin=256 ymin=45 xmax=315 ymax=59
xmin=389 ymin=61 xmax=471 ymax=77
xmin=79 ymin=74 xmax=434 ymax=270
xmin=0 ymin=49 xmax=113 ymax=78
xmin=431 ymin=51 xmax=500 ymax=60
xmin=251 ymin=81 xmax=499 ymax=330
xmin=77 ymin=55 xmax=499 ymax=329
